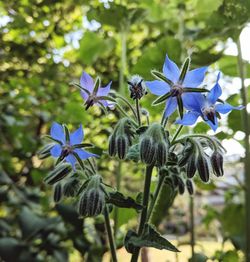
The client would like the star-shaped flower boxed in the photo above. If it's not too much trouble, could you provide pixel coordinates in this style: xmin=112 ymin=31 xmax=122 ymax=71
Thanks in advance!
xmin=145 ymin=54 xmax=208 ymax=118
xmin=79 ymin=72 xmax=114 ymax=110
xmin=176 ymin=73 xmax=244 ymax=131
xmin=50 ymin=122 xmax=96 ymax=168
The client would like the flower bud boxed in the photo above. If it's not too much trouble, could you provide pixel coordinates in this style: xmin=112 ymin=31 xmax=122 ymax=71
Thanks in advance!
xmin=116 ymin=135 xmax=129 ymax=159
xmin=197 ymin=155 xmax=210 ymax=182
xmin=139 ymin=137 xmax=156 ymax=165
xmin=63 ymin=177 xmax=80 ymax=197
xmin=156 ymin=141 xmax=168 ymax=167
xmin=211 ymin=151 xmax=224 ymax=177
xmin=108 ymin=135 xmax=117 ymax=157
xmin=186 ymin=154 xmax=197 ymax=178
xmin=78 ymin=187 xmax=105 ymax=217
xmin=53 ymin=183 xmax=62 ymax=203
xmin=186 ymin=179 xmax=194 ymax=195
xmin=177 ymin=177 xmax=185 ymax=195
xmin=44 ymin=163 xmax=72 ymax=185
xmin=127 ymin=75 xmax=147 ymax=100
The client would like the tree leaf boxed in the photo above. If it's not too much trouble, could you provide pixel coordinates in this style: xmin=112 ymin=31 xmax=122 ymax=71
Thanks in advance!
xmin=124 ymin=223 xmax=179 ymax=253
xmin=107 ymin=191 xmax=143 ymax=210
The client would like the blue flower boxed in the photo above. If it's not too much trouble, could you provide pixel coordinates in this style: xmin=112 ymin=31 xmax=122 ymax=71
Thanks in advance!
xmin=80 ymin=72 xmax=114 ymax=110
xmin=176 ymin=73 xmax=244 ymax=131
xmin=50 ymin=122 xmax=96 ymax=168
xmin=145 ymin=54 xmax=208 ymax=118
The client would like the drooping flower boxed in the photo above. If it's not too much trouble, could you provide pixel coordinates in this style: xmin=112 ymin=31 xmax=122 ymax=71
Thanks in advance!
xmin=50 ymin=122 xmax=96 ymax=168
xmin=79 ymin=71 xmax=114 ymax=110
xmin=145 ymin=54 xmax=208 ymax=118
xmin=176 ymin=73 xmax=244 ymax=131
xmin=127 ymin=75 xmax=147 ymax=100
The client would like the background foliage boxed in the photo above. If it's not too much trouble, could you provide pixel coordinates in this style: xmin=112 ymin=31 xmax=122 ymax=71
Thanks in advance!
xmin=0 ymin=0 xmax=249 ymax=261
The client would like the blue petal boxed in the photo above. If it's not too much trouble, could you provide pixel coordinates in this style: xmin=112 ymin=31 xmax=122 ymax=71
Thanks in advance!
xmin=66 ymin=154 xmax=76 ymax=168
xmin=80 ymin=71 xmax=94 ymax=92
xmin=97 ymin=81 xmax=112 ymax=96
xmin=216 ymin=103 xmax=244 ymax=114
xmin=80 ymin=90 xmax=89 ymax=101
xmin=145 ymin=80 xmax=170 ymax=95
xmin=183 ymin=67 xmax=208 ymax=88
xmin=50 ymin=122 xmax=65 ymax=144
xmin=207 ymin=73 xmax=222 ymax=104
xmin=74 ymin=148 xmax=97 ymax=159
xmin=164 ymin=97 xmax=178 ymax=117
xmin=163 ymin=54 xmax=180 ymax=83
xmin=182 ymin=93 xmax=205 ymax=113
xmin=206 ymin=116 xmax=218 ymax=132
xmin=70 ymin=125 xmax=84 ymax=145
xmin=50 ymin=144 xmax=62 ymax=157
xmin=176 ymin=111 xmax=200 ymax=125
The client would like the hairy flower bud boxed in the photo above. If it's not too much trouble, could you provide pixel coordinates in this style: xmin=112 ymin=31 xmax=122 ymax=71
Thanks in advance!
xmin=186 ymin=154 xmax=197 ymax=178
xmin=44 ymin=163 xmax=72 ymax=185
xmin=177 ymin=177 xmax=185 ymax=195
xmin=197 ymin=155 xmax=210 ymax=182
xmin=108 ymin=135 xmax=117 ymax=157
xmin=53 ymin=183 xmax=62 ymax=203
xmin=127 ymin=75 xmax=147 ymax=100
xmin=63 ymin=177 xmax=80 ymax=197
xmin=211 ymin=151 xmax=224 ymax=177
xmin=186 ymin=179 xmax=194 ymax=195
xmin=78 ymin=174 xmax=105 ymax=217
xmin=139 ymin=123 xmax=169 ymax=166
xmin=116 ymin=136 xmax=129 ymax=159
xmin=139 ymin=137 xmax=156 ymax=165
xmin=156 ymin=141 xmax=169 ymax=167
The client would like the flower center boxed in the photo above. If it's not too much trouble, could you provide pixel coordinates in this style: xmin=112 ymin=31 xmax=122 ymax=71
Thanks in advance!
xmin=202 ymin=105 xmax=216 ymax=124
xmin=62 ymin=145 xmax=73 ymax=157
xmin=170 ymin=84 xmax=183 ymax=97
xmin=85 ymin=94 xmax=97 ymax=109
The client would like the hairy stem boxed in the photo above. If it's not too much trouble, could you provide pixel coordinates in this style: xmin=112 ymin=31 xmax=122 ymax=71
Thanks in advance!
xmin=171 ymin=125 xmax=183 ymax=144
xmin=104 ymin=206 xmax=118 ymax=262
xmin=130 ymin=165 xmax=154 ymax=262
xmin=190 ymin=196 xmax=195 ymax=262
xmin=135 ymin=99 xmax=141 ymax=126
xmin=237 ymin=38 xmax=250 ymax=261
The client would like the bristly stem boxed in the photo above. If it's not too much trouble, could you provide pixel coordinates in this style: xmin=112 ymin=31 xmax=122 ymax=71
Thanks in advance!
xmin=171 ymin=125 xmax=183 ymax=143
xmin=135 ymin=99 xmax=141 ymax=126
xmin=237 ymin=38 xmax=250 ymax=261
xmin=104 ymin=206 xmax=118 ymax=262
xmin=113 ymin=161 xmax=121 ymax=237
xmin=190 ymin=196 xmax=195 ymax=262
xmin=130 ymin=165 xmax=154 ymax=262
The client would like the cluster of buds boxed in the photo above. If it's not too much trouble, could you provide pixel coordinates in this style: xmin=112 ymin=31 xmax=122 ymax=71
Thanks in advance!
xmin=78 ymin=174 xmax=106 ymax=217
xmin=108 ymin=118 xmax=136 ymax=159
xmin=127 ymin=75 xmax=147 ymax=100
xmin=177 ymin=137 xmax=224 ymax=183
xmin=139 ymin=123 xmax=169 ymax=166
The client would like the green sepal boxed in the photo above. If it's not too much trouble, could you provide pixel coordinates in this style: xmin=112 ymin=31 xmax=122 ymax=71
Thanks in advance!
xmin=37 ymin=143 xmax=56 ymax=159
xmin=63 ymin=124 xmax=70 ymax=143
xmin=183 ymin=87 xmax=209 ymax=93
xmin=177 ymin=96 xmax=184 ymax=119
xmin=178 ymin=57 xmax=190 ymax=83
xmin=151 ymin=70 xmax=173 ymax=86
xmin=152 ymin=92 xmax=172 ymax=105
xmin=96 ymin=96 xmax=117 ymax=103
xmin=124 ymin=223 xmax=179 ymax=253
xmin=43 ymin=135 xmax=63 ymax=145
xmin=70 ymin=82 xmax=91 ymax=95
xmin=44 ymin=163 xmax=72 ymax=185
xmin=93 ymin=77 xmax=101 ymax=94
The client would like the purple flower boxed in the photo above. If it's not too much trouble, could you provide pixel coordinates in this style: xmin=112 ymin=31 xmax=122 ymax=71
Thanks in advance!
xmin=176 ymin=73 xmax=244 ymax=131
xmin=80 ymin=72 xmax=114 ymax=109
xmin=145 ymin=54 xmax=208 ymax=118
xmin=50 ymin=122 xmax=96 ymax=168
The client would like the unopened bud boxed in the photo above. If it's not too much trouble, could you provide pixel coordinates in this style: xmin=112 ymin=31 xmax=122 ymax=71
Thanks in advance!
xmin=44 ymin=163 xmax=72 ymax=185
xmin=186 ymin=179 xmax=194 ymax=195
xmin=108 ymin=135 xmax=117 ymax=157
xmin=117 ymin=136 xmax=128 ymax=159
xmin=53 ymin=183 xmax=62 ymax=203
xmin=197 ymin=155 xmax=210 ymax=182
xmin=139 ymin=137 xmax=156 ymax=165
xmin=156 ymin=141 xmax=168 ymax=167
xmin=186 ymin=154 xmax=197 ymax=178
xmin=63 ymin=178 xmax=80 ymax=197
xmin=211 ymin=151 xmax=224 ymax=177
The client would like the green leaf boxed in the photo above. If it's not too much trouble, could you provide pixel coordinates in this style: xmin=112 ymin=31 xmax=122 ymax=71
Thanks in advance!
xmin=124 ymin=223 xmax=179 ymax=253
xmin=107 ymin=191 xmax=143 ymax=210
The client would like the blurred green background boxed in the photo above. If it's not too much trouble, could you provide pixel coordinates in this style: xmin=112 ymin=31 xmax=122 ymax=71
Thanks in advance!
xmin=0 ymin=0 xmax=250 ymax=261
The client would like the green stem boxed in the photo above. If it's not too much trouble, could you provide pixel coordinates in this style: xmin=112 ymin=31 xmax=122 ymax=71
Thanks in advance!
xmin=104 ymin=206 xmax=118 ymax=262
xmin=115 ymin=104 xmax=138 ymax=127
xmin=147 ymin=173 xmax=164 ymax=221
xmin=190 ymin=196 xmax=195 ymax=262
xmin=135 ymin=99 xmax=141 ymax=126
xmin=171 ymin=125 xmax=183 ymax=143
xmin=237 ymin=38 xmax=250 ymax=262
xmin=130 ymin=165 xmax=154 ymax=262
xmin=160 ymin=110 xmax=167 ymax=127
xmin=115 ymin=93 xmax=137 ymax=120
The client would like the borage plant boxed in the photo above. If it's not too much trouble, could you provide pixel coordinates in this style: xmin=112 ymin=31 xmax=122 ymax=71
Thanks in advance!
xmin=39 ymin=53 xmax=243 ymax=261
